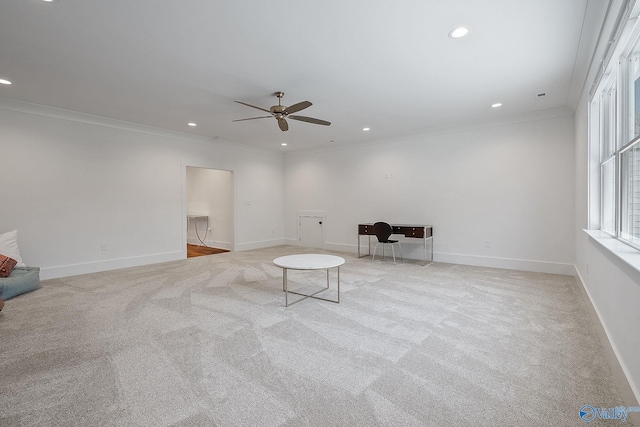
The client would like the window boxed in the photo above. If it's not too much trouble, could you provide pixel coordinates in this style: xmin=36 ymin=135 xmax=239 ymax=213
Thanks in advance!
xmin=629 ymin=50 xmax=640 ymax=142
xmin=620 ymin=142 xmax=640 ymax=245
xmin=599 ymin=82 xmax=617 ymax=235
xmin=592 ymin=7 xmax=640 ymax=251
xmin=601 ymin=157 xmax=616 ymax=233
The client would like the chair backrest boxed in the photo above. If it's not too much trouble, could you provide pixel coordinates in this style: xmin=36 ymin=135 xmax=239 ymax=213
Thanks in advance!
xmin=373 ymin=222 xmax=393 ymax=243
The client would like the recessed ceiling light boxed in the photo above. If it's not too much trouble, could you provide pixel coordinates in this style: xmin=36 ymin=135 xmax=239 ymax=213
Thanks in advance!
xmin=41 ymin=0 xmax=54 ymax=3
xmin=0 ymin=79 xmax=11 ymax=85
xmin=449 ymin=27 xmax=469 ymax=39
xmin=281 ymin=143 xmax=287 ymax=146
xmin=187 ymin=122 xmax=196 ymax=126
xmin=491 ymin=103 xmax=503 ymax=108
xmin=362 ymin=127 xmax=370 ymax=131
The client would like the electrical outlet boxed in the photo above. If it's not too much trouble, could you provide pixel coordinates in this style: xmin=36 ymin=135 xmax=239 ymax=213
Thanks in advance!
xmin=484 ymin=240 xmax=490 ymax=248
xmin=101 ymin=242 xmax=107 ymax=251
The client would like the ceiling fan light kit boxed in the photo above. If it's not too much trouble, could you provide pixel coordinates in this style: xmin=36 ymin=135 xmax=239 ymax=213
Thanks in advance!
xmin=233 ymin=92 xmax=331 ymax=132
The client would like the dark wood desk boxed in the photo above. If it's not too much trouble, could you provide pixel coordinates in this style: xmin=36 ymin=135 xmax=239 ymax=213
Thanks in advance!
xmin=358 ymin=223 xmax=433 ymax=263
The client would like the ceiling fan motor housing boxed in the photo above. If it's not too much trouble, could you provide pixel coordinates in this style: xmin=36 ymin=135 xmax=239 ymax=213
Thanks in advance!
xmin=270 ymin=105 xmax=287 ymax=114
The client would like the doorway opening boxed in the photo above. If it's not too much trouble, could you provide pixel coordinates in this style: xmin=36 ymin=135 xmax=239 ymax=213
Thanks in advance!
xmin=185 ymin=166 xmax=234 ymax=258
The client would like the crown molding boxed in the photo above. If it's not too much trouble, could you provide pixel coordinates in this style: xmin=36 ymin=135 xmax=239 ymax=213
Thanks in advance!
xmin=284 ymin=106 xmax=575 ymax=158
xmin=0 ymin=97 xmax=282 ymax=158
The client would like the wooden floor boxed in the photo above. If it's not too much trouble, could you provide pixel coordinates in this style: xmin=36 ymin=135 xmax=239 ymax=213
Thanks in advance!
xmin=186 ymin=244 xmax=229 ymax=258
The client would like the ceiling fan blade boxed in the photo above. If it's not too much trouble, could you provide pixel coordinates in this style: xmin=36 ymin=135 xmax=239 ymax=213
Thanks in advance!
xmin=234 ymin=101 xmax=271 ymax=113
xmin=289 ymin=115 xmax=331 ymax=126
xmin=278 ymin=117 xmax=289 ymax=131
xmin=285 ymin=101 xmax=312 ymax=115
xmin=232 ymin=116 xmax=272 ymax=122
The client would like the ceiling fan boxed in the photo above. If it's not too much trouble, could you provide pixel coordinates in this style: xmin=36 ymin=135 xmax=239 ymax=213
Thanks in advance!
xmin=233 ymin=92 xmax=331 ymax=132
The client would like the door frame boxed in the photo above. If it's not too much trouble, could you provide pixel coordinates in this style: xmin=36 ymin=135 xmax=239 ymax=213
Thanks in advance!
xmin=181 ymin=160 xmax=235 ymax=258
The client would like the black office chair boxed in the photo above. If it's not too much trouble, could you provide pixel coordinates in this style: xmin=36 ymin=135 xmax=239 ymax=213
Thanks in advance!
xmin=372 ymin=222 xmax=403 ymax=263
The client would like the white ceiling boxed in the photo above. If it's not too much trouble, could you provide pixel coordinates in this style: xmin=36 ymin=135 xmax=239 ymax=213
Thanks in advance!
xmin=0 ymin=0 xmax=605 ymax=151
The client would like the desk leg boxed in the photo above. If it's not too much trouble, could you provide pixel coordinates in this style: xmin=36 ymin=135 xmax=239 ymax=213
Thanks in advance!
xmin=424 ymin=234 xmax=427 ymax=264
xmin=430 ymin=236 xmax=433 ymax=262
xmin=357 ymin=234 xmax=373 ymax=258
xmin=430 ymin=237 xmax=433 ymax=262
xmin=424 ymin=236 xmax=433 ymax=263
xmin=421 ymin=231 xmax=434 ymax=265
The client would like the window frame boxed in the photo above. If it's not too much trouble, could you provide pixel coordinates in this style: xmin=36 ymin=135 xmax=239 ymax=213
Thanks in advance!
xmin=591 ymin=2 xmax=640 ymax=252
xmin=618 ymin=138 xmax=640 ymax=249
xmin=598 ymin=75 xmax=618 ymax=237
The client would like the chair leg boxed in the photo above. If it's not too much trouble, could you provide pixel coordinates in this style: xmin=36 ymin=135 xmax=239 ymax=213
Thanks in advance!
xmin=374 ymin=243 xmax=404 ymax=263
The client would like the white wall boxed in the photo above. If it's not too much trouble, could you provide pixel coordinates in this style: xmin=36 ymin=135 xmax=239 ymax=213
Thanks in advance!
xmin=284 ymin=110 xmax=576 ymax=274
xmin=186 ymin=167 xmax=233 ymax=250
xmin=568 ymin=0 xmax=640 ymax=403
xmin=0 ymin=100 xmax=284 ymax=279
xmin=574 ymin=63 xmax=640 ymax=404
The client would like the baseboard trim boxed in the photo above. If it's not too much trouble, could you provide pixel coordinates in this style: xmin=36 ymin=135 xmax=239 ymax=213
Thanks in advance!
xmin=236 ymin=238 xmax=285 ymax=251
xmin=573 ymin=266 xmax=640 ymax=416
xmin=40 ymin=251 xmax=184 ymax=280
xmin=323 ymin=242 xmax=574 ymax=275
xmin=435 ymin=252 xmax=575 ymax=275
xmin=186 ymin=237 xmax=231 ymax=250
xmin=41 ymin=240 xmax=287 ymax=279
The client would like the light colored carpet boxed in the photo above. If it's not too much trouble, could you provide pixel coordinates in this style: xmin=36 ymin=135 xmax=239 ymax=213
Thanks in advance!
xmin=0 ymin=246 xmax=633 ymax=426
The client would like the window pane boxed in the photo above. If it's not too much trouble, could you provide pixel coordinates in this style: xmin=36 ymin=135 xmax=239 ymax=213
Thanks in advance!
xmin=602 ymin=89 xmax=615 ymax=160
xmin=630 ymin=53 xmax=640 ymax=142
xmin=601 ymin=158 xmax=616 ymax=234
xmin=621 ymin=143 xmax=640 ymax=245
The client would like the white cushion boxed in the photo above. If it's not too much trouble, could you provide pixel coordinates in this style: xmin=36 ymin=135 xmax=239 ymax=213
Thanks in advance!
xmin=0 ymin=229 xmax=26 ymax=268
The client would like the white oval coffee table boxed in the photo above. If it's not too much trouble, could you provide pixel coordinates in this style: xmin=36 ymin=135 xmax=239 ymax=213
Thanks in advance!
xmin=273 ymin=254 xmax=345 ymax=307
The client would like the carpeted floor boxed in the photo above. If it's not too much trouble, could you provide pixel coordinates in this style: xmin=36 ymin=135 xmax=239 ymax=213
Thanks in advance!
xmin=0 ymin=246 xmax=634 ymax=426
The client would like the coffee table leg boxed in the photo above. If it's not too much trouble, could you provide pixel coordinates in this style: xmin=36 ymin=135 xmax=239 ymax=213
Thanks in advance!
xmin=284 ymin=268 xmax=288 ymax=307
xmin=337 ymin=266 xmax=340 ymax=303
xmin=281 ymin=266 xmax=341 ymax=307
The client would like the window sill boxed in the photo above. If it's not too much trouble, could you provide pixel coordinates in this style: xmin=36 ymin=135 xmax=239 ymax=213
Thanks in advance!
xmin=583 ymin=229 xmax=640 ymax=275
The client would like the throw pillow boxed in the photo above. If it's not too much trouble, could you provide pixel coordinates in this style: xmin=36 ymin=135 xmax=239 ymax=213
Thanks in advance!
xmin=0 ymin=254 xmax=17 ymax=278
xmin=0 ymin=230 xmax=26 ymax=268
